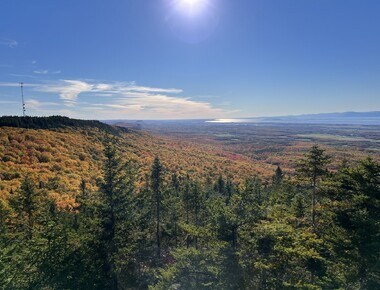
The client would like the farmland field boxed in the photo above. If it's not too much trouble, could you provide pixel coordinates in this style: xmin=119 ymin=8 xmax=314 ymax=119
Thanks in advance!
xmin=111 ymin=120 xmax=380 ymax=174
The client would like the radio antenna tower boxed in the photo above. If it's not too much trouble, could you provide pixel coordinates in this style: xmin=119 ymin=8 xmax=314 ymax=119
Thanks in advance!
xmin=20 ymin=82 xmax=26 ymax=117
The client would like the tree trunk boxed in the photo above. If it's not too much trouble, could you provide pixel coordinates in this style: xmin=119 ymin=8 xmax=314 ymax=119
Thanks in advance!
xmin=312 ymin=173 xmax=317 ymax=228
xmin=156 ymin=190 xmax=161 ymax=258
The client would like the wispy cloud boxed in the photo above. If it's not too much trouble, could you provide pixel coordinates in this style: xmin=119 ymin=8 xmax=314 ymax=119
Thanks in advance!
xmin=33 ymin=70 xmax=49 ymax=75
xmin=34 ymin=80 xmax=185 ymax=106
xmin=0 ymin=82 xmax=39 ymax=87
xmin=33 ymin=69 xmax=61 ymax=75
xmin=0 ymin=82 xmax=23 ymax=87
xmin=9 ymin=73 xmax=37 ymax=79
xmin=120 ymin=82 xmax=183 ymax=94
xmin=0 ymin=38 xmax=18 ymax=48
xmin=0 ymin=100 xmax=18 ymax=104
xmin=0 ymin=79 xmax=234 ymax=119
xmin=25 ymin=99 xmax=60 ymax=109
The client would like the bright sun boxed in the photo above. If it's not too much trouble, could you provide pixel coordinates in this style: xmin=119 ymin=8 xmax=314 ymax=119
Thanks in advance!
xmin=176 ymin=0 xmax=208 ymax=15
xmin=168 ymin=0 xmax=218 ymax=43
xmin=182 ymin=0 xmax=202 ymax=6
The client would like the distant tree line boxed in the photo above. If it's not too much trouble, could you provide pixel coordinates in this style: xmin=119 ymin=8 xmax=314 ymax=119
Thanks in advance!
xmin=0 ymin=116 xmax=125 ymax=135
xmin=0 ymin=142 xmax=379 ymax=289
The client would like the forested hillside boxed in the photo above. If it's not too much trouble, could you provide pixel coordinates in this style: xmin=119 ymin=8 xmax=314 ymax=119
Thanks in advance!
xmin=0 ymin=116 xmax=123 ymax=134
xmin=0 ymin=118 xmax=379 ymax=289
xmin=0 ymin=117 xmax=264 ymax=203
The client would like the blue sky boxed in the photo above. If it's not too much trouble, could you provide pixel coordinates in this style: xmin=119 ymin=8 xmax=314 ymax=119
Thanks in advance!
xmin=0 ymin=0 xmax=379 ymax=119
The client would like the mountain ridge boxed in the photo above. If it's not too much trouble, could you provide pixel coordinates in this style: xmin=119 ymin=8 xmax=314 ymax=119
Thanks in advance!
xmin=0 ymin=115 xmax=127 ymax=135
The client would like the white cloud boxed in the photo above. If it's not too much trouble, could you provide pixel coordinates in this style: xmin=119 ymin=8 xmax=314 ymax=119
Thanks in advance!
xmin=0 ymin=79 xmax=234 ymax=119
xmin=25 ymin=99 xmax=59 ymax=109
xmin=33 ymin=80 xmax=185 ymax=105
xmin=0 ymin=82 xmax=39 ymax=87
xmin=25 ymin=99 xmax=42 ymax=109
xmin=121 ymin=84 xmax=183 ymax=94
xmin=0 ymin=38 xmax=18 ymax=48
xmin=0 ymin=82 xmax=21 ymax=87
xmin=0 ymin=100 xmax=18 ymax=104
xmin=35 ymin=80 xmax=93 ymax=106
xmin=100 ymin=104 xmax=144 ymax=110
xmin=93 ymin=93 xmax=113 ymax=97
xmin=33 ymin=69 xmax=61 ymax=75
xmin=33 ymin=70 xmax=49 ymax=75
xmin=94 ymin=83 xmax=112 ymax=91
xmin=9 ymin=73 xmax=37 ymax=79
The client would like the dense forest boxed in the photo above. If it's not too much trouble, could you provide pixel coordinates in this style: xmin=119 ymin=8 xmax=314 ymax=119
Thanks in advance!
xmin=1 ymin=127 xmax=379 ymax=289
xmin=0 ymin=116 xmax=124 ymax=135
xmin=0 ymin=123 xmax=264 ymax=201
xmin=0 ymin=118 xmax=379 ymax=289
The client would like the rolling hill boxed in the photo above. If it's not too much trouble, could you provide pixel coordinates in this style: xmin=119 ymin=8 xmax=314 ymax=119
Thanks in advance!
xmin=0 ymin=116 xmax=267 ymax=205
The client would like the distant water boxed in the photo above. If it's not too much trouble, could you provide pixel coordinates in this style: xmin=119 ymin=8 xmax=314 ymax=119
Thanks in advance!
xmin=206 ymin=117 xmax=380 ymax=125
xmin=206 ymin=118 xmax=261 ymax=123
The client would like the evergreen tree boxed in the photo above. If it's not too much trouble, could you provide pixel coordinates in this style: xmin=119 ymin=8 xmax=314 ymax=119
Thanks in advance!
xmin=97 ymin=138 xmax=137 ymax=289
xmin=225 ymin=176 xmax=234 ymax=205
xmin=183 ymin=176 xmax=192 ymax=248
xmin=332 ymin=158 xmax=380 ymax=289
xmin=272 ymin=166 xmax=283 ymax=186
xmin=215 ymin=175 xmax=225 ymax=195
xmin=151 ymin=156 xmax=164 ymax=259
xmin=0 ymin=199 xmax=11 ymax=285
xmin=9 ymin=176 xmax=38 ymax=240
xmin=4 ymin=176 xmax=77 ymax=289
xmin=297 ymin=145 xmax=330 ymax=227
xmin=166 ymin=173 xmax=182 ymax=247
xmin=2 ymin=130 xmax=380 ymax=290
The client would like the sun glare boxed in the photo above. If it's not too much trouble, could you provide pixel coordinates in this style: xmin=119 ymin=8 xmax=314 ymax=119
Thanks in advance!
xmin=175 ymin=0 xmax=208 ymax=15
xmin=182 ymin=0 xmax=202 ymax=7
xmin=167 ymin=0 xmax=218 ymax=43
